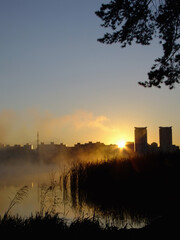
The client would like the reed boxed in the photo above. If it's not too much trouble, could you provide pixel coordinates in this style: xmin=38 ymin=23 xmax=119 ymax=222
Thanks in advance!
xmin=0 ymin=212 xmax=179 ymax=239
xmin=3 ymin=185 xmax=29 ymax=218
xmin=68 ymin=153 xmax=180 ymax=220
xmin=39 ymin=170 xmax=61 ymax=216
xmin=1 ymin=153 xmax=179 ymax=238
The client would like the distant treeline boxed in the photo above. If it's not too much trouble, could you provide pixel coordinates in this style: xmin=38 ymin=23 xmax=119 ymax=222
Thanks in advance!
xmin=0 ymin=142 xmax=129 ymax=165
xmin=1 ymin=141 xmax=180 ymax=166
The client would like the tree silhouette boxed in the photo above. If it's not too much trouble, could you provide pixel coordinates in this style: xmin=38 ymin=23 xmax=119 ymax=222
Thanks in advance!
xmin=95 ymin=0 xmax=180 ymax=89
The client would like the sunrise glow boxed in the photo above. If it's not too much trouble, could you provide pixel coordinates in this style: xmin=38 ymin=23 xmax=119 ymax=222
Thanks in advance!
xmin=117 ymin=140 xmax=126 ymax=149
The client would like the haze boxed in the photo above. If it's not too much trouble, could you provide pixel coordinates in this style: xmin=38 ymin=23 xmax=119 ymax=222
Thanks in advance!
xmin=0 ymin=0 xmax=180 ymax=147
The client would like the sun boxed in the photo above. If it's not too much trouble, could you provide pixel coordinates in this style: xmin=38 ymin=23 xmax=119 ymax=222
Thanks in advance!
xmin=117 ymin=140 xmax=126 ymax=149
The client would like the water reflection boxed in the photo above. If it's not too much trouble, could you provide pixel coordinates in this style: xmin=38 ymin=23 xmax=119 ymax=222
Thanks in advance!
xmin=67 ymin=157 xmax=180 ymax=230
xmin=0 ymin=164 xmax=147 ymax=229
xmin=2 ymin=155 xmax=178 ymax=231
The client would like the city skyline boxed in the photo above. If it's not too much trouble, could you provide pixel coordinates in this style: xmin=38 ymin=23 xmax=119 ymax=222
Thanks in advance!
xmin=0 ymin=1 xmax=180 ymax=147
xmin=1 ymin=126 xmax=179 ymax=150
xmin=0 ymin=126 xmax=179 ymax=167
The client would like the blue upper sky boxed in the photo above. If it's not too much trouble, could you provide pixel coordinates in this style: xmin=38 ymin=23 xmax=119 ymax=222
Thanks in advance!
xmin=0 ymin=0 xmax=180 ymax=147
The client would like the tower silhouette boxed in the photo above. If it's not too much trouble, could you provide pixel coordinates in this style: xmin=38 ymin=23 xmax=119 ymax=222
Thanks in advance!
xmin=159 ymin=127 xmax=172 ymax=152
xmin=134 ymin=127 xmax=148 ymax=154
xmin=37 ymin=131 xmax=39 ymax=150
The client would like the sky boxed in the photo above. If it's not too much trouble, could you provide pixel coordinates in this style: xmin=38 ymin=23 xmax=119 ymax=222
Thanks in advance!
xmin=0 ymin=0 xmax=180 ymax=147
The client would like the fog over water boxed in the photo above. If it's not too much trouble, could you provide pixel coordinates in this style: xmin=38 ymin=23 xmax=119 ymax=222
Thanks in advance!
xmin=0 ymin=160 xmax=60 ymax=215
xmin=0 ymin=144 xmax=160 ymax=229
xmin=0 ymin=159 xmax=145 ymax=229
xmin=0 ymin=162 xmax=58 ymax=186
xmin=0 ymin=161 xmax=118 ymax=228
xmin=0 ymin=150 xmax=105 ymax=220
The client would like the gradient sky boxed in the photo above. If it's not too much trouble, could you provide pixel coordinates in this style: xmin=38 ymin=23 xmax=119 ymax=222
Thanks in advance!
xmin=0 ymin=0 xmax=180 ymax=147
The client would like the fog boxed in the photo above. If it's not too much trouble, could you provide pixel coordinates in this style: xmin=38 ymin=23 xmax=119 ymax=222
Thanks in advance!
xmin=0 ymin=162 xmax=58 ymax=187
xmin=0 ymin=145 xmax=120 ymax=187
xmin=0 ymin=156 xmax=70 ymax=217
xmin=0 ymin=109 xmax=120 ymax=146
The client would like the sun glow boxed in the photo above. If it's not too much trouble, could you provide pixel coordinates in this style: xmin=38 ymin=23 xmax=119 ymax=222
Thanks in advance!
xmin=117 ymin=140 xmax=126 ymax=149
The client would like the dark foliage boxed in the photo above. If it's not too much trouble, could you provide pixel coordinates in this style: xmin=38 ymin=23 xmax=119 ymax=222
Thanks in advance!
xmin=69 ymin=153 xmax=180 ymax=219
xmin=95 ymin=0 xmax=180 ymax=89
xmin=0 ymin=213 xmax=179 ymax=239
xmin=1 ymin=153 xmax=180 ymax=238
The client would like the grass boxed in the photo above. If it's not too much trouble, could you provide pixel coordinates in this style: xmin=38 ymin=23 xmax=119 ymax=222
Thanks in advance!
xmin=0 ymin=212 xmax=179 ymax=239
xmin=3 ymin=186 xmax=29 ymax=218
xmin=1 ymin=152 xmax=180 ymax=238
xmin=68 ymin=152 xmax=180 ymax=220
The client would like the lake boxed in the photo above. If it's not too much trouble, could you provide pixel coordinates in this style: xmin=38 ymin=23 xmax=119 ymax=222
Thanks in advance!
xmin=0 ymin=162 xmax=148 ymax=229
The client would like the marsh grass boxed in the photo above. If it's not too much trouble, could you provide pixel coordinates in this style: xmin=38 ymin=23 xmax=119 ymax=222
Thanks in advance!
xmin=68 ymin=153 xmax=180 ymax=220
xmin=3 ymin=185 xmax=29 ymax=218
xmin=1 ymin=153 xmax=180 ymax=238
xmin=0 ymin=212 xmax=179 ymax=239
xmin=39 ymin=170 xmax=61 ymax=216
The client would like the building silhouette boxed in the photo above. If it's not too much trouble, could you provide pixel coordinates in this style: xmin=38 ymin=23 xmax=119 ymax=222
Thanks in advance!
xmin=159 ymin=127 xmax=172 ymax=152
xmin=134 ymin=127 xmax=148 ymax=154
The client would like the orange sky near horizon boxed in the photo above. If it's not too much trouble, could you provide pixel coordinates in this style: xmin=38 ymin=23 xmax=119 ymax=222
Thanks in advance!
xmin=0 ymin=108 xmax=179 ymax=148
xmin=0 ymin=1 xmax=180 ymax=148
